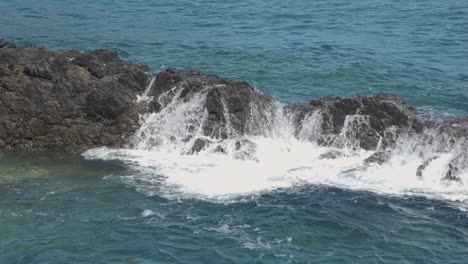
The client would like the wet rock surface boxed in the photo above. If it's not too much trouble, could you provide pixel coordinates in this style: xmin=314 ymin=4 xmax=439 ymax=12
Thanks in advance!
xmin=1 ymin=39 xmax=467 ymax=183
xmin=302 ymin=94 xmax=424 ymax=151
xmin=189 ymin=137 xmax=211 ymax=154
xmin=319 ymin=150 xmax=346 ymax=160
xmin=0 ymin=40 xmax=150 ymax=152
xmin=364 ymin=151 xmax=391 ymax=165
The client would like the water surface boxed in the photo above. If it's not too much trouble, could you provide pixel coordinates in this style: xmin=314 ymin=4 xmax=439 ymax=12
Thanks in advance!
xmin=1 ymin=0 xmax=468 ymax=263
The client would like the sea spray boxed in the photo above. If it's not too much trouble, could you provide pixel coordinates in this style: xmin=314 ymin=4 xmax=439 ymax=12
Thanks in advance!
xmin=84 ymin=85 xmax=468 ymax=202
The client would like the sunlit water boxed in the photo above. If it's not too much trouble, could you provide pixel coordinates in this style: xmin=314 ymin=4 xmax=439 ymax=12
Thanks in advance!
xmin=1 ymin=0 xmax=468 ymax=263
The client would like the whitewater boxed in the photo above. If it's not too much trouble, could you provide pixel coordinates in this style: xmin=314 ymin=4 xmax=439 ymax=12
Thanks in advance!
xmin=83 ymin=80 xmax=468 ymax=206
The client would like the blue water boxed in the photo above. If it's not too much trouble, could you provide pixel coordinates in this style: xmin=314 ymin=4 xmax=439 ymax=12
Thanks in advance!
xmin=1 ymin=0 xmax=468 ymax=263
xmin=1 ymin=155 xmax=467 ymax=263
xmin=1 ymin=0 xmax=468 ymax=114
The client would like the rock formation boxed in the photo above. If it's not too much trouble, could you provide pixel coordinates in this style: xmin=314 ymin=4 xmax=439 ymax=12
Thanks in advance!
xmin=0 ymin=40 xmax=152 ymax=151
xmin=1 ymin=39 xmax=467 ymax=181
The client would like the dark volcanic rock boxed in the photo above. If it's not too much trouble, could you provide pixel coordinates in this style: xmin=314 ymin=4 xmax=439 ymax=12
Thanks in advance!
xmin=189 ymin=137 xmax=211 ymax=154
xmin=0 ymin=39 xmax=150 ymax=152
xmin=0 ymin=41 xmax=276 ymax=153
xmin=445 ymin=163 xmax=461 ymax=182
xmin=233 ymin=138 xmax=257 ymax=160
xmin=148 ymin=68 xmax=276 ymax=139
xmin=416 ymin=156 xmax=438 ymax=179
xmin=299 ymin=94 xmax=423 ymax=150
xmin=363 ymin=151 xmax=391 ymax=165
xmin=1 ymin=38 xmax=467 ymax=180
xmin=319 ymin=150 xmax=345 ymax=160
xmin=444 ymin=152 xmax=467 ymax=182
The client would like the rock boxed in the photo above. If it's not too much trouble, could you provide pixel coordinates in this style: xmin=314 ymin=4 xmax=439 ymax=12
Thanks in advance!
xmin=86 ymin=81 xmax=136 ymax=120
xmin=297 ymin=94 xmax=423 ymax=150
xmin=233 ymin=139 xmax=257 ymax=160
xmin=0 ymin=38 xmax=467 ymax=185
xmin=450 ymin=117 xmax=468 ymax=129
xmin=0 ymin=39 xmax=16 ymax=49
xmin=203 ymin=88 xmax=228 ymax=139
xmin=416 ymin=156 xmax=438 ymax=179
xmin=445 ymin=163 xmax=461 ymax=182
xmin=235 ymin=139 xmax=255 ymax=150
xmin=443 ymin=152 xmax=467 ymax=182
xmin=0 ymin=39 xmax=150 ymax=152
xmin=74 ymin=49 xmax=120 ymax=78
xmin=319 ymin=150 xmax=345 ymax=160
xmin=147 ymin=68 xmax=276 ymax=139
xmin=23 ymin=63 xmax=54 ymax=80
xmin=189 ymin=138 xmax=211 ymax=154
xmin=213 ymin=145 xmax=226 ymax=153
xmin=364 ymin=151 xmax=391 ymax=165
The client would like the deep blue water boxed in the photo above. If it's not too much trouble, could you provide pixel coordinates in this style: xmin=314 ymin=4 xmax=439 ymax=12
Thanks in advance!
xmin=1 ymin=0 xmax=468 ymax=263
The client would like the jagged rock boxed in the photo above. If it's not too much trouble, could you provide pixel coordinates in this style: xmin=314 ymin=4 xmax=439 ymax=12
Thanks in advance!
xmin=147 ymin=68 xmax=276 ymax=139
xmin=189 ymin=138 xmax=211 ymax=154
xmin=0 ymin=39 xmax=150 ymax=152
xmin=0 ymin=39 xmax=16 ymax=49
xmin=445 ymin=163 xmax=461 ymax=182
xmin=213 ymin=145 xmax=226 ymax=153
xmin=416 ymin=156 xmax=438 ymax=179
xmin=0 ymin=38 xmax=467 ymax=184
xmin=319 ymin=150 xmax=345 ymax=160
xmin=233 ymin=139 xmax=257 ymax=160
xmin=364 ymin=151 xmax=391 ymax=165
xmin=23 ymin=63 xmax=53 ymax=80
xmin=443 ymin=152 xmax=467 ymax=182
xmin=203 ymin=88 xmax=229 ymax=139
xmin=301 ymin=94 xmax=423 ymax=150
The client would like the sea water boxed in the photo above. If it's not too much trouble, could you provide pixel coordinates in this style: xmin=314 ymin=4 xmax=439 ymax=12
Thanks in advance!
xmin=1 ymin=0 xmax=468 ymax=263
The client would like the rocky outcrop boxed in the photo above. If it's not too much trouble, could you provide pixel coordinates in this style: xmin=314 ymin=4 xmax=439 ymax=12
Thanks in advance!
xmin=0 ymin=40 xmax=150 ymax=151
xmin=145 ymin=68 xmax=276 ymax=139
xmin=286 ymin=94 xmax=424 ymax=151
xmin=1 ymin=39 xmax=467 ymax=184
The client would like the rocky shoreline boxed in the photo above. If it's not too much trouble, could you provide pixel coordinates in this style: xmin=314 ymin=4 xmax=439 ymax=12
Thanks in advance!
xmin=1 ymin=39 xmax=467 ymax=180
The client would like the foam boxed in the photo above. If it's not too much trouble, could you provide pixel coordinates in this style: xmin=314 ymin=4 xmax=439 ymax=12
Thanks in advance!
xmin=83 ymin=88 xmax=468 ymax=204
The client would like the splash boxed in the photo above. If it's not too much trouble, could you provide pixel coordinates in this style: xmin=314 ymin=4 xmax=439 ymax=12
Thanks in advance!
xmin=83 ymin=85 xmax=468 ymax=203
xmin=136 ymin=75 xmax=156 ymax=103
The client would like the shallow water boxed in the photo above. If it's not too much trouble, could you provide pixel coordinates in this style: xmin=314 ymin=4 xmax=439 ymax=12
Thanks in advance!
xmin=1 ymin=0 xmax=468 ymax=263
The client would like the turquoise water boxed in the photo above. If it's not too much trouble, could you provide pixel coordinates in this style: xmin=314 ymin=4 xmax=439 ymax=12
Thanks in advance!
xmin=1 ymin=0 xmax=468 ymax=263
xmin=1 ymin=0 xmax=468 ymax=114
xmin=1 ymin=155 xmax=467 ymax=263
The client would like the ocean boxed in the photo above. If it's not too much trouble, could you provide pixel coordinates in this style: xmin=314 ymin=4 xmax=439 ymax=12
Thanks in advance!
xmin=1 ymin=0 xmax=468 ymax=263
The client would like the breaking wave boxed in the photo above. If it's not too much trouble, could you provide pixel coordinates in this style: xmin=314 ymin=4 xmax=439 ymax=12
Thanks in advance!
xmin=83 ymin=81 xmax=468 ymax=204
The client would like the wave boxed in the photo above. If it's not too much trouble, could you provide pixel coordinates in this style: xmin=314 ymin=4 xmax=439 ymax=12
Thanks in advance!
xmin=83 ymin=71 xmax=468 ymax=203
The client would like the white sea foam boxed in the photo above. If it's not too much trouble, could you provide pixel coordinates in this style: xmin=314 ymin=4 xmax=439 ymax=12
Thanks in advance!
xmin=141 ymin=209 xmax=156 ymax=217
xmin=83 ymin=87 xmax=468 ymax=204
xmin=84 ymin=139 xmax=468 ymax=202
